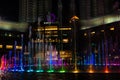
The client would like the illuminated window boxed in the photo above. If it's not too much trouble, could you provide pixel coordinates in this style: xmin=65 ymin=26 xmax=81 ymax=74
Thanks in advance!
xmin=63 ymin=39 xmax=69 ymax=43
xmin=101 ymin=30 xmax=104 ymax=32
xmin=84 ymin=33 xmax=87 ymax=36
xmin=16 ymin=46 xmax=22 ymax=49
xmin=110 ymin=27 xmax=114 ymax=30
xmin=0 ymin=45 xmax=3 ymax=48
xmin=8 ymin=34 xmax=12 ymax=37
xmin=91 ymin=31 xmax=95 ymax=34
xmin=6 ymin=45 xmax=13 ymax=49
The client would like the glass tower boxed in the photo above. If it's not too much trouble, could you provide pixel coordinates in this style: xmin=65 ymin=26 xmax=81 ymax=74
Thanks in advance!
xmin=19 ymin=0 xmax=52 ymax=22
xmin=79 ymin=0 xmax=113 ymax=20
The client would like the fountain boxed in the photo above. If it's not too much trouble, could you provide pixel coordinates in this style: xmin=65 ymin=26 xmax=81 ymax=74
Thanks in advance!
xmin=47 ymin=43 xmax=54 ymax=73
xmin=36 ymin=58 xmax=43 ymax=72
xmin=1 ymin=24 xmax=119 ymax=74
xmin=26 ymin=41 xmax=33 ymax=72
xmin=0 ymin=55 xmax=7 ymax=71
xmin=88 ymin=65 xmax=94 ymax=73
xmin=19 ymin=34 xmax=24 ymax=72
xmin=59 ymin=58 xmax=66 ymax=73
xmin=0 ymin=30 xmax=120 ymax=73
xmin=0 ymin=28 xmax=114 ymax=74
xmin=1 ymin=6 xmax=120 ymax=74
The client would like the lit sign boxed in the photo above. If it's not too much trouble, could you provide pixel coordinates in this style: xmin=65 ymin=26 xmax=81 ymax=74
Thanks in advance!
xmin=46 ymin=13 xmax=56 ymax=22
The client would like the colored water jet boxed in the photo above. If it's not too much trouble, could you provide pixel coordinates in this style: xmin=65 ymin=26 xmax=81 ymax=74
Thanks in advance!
xmin=8 ymin=51 xmax=12 ymax=70
xmin=19 ymin=34 xmax=24 ymax=72
xmin=27 ymin=41 xmax=33 ymax=72
xmin=35 ymin=58 xmax=43 ymax=72
xmin=59 ymin=58 xmax=66 ymax=73
xmin=19 ymin=51 xmax=24 ymax=72
xmin=88 ymin=65 xmax=94 ymax=73
xmin=104 ymin=66 xmax=109 ymax=73
xmin=47 ymin=43 xmax=54 ymax=73
xmin=0 ymin=55 xmax=7 ymax=71
xmin=13 ymin=41 xmax=17 ymax=71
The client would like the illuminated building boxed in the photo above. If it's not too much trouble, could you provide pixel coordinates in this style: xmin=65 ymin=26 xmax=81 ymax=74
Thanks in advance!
xmin=31 ymin=23 xmax=73 ymax=60
xmin=0 ymin=20 xmax=28 ymax=56
xmin=19 ymin=0 xmax=120 ymax=63
xmin=79 ymin=13 xmax=120 ymax=66
xmin=19 ymin=0 xmax=74 ymax=61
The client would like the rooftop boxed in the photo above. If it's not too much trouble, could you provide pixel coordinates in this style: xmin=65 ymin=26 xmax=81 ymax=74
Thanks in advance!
xmin=80 ymin=13 xmax=120 ymax=30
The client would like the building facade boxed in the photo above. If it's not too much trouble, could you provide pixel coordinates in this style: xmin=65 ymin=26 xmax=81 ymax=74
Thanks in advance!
xmin=79 ymin=0 xmax=114 ymax=20
xmin=19 ymin=0 xmax=52 ymax=22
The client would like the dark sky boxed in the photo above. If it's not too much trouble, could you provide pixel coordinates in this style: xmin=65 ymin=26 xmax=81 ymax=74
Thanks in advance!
xmin=0 ymin=0 xmax=19 ymax=21
xmin=0 ymin=0 xmax=71 ymax=23
xmin=0 ymin=0 xmax=119 ymax=22
xmin=0 ymin=0 xmax=79 ymax=23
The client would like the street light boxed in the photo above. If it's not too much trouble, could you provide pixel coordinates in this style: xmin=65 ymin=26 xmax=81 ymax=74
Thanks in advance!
xmin=70 ymin=15 xmax=79 ymax=72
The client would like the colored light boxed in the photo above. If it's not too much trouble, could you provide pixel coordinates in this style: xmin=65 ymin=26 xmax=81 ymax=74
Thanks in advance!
xmin=59 ymin=69 xmax=66 ymax=73
xmin=47 ymin=70 xmax=54 ymax=73
xmin=27 ymin=70 xmax=31 ymax=72
xmin=88 ymin=70 xmax=94 ymax=73
xmin=72 ymin=70 xmax=80 ymax=73
xmin=104 ymin=67 xmax=109 ymax=73
xmin=104 ymin=69 xmax=109 ymax=73
xmin=88 ymin=65 xmax=94 ymax=73
xmin=8 ymin=68 xmax=25 ymax=72
xmin=11 ymin=69 xmax=19 ymax=72
xmin=110 ymin=27 xmax=114 ymax=30
xmin=36 ymin=70 xmax=44 ymax=72
xmin=0 ymin=45 xmax=3 ymax=48
xmin=18 ymin=69 xmax=25 ymax=72
xmin=27 ymin=69 xmax=34 ymax=72
xmin=105 ymin=70 xmax=109 ymax=73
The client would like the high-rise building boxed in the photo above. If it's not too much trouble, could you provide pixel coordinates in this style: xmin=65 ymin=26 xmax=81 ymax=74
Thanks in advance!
xmin=79 ymin=0 xmax=114 ymax=20
xmin=19 ymin=0 xmax=52 ymax=22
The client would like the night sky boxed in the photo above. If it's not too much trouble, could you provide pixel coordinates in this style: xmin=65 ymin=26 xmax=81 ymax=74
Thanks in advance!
xmin=0 ymin=0 xmax=72 ymax=23
xmin=0 ymin=0 xmax=119 ymax=22
xmin=0 ymin=0 xmax=19 ymax=21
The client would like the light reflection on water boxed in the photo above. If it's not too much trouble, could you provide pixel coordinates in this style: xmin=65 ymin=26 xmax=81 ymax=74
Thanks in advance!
xmin=0 ymin=72 xmax=120 ymax=80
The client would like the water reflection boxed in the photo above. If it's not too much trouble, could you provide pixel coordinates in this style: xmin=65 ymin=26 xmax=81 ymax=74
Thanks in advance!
xmin=1 ymin=72 xmax=120 ymax=80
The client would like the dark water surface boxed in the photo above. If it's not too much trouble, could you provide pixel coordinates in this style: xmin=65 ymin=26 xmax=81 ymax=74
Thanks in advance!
xmin=1 ymin=72 xmax=120 ymax=80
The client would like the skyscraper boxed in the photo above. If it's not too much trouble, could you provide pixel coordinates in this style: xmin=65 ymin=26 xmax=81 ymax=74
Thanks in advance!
xmin=19 ymin=0 xmax=52 ymax=22
xmin=79 ymin=0 xmax=114 ymax=20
